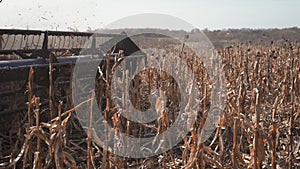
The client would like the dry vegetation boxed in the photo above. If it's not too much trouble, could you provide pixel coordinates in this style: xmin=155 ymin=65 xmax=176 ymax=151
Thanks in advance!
xmin=0 ymin=34 xmax=299 ymax=169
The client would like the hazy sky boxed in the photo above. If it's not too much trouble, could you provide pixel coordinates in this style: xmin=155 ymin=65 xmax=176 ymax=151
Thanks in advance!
xmin=0 ymin=0 xmax=299 ymax=31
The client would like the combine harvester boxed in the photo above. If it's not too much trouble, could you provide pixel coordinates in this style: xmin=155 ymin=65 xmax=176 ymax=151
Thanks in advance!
xmin=0 ymin=29 xmax=145 ymax=116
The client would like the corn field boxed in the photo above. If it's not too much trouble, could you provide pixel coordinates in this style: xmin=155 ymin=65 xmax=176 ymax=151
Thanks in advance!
xmin=0 ymin=36 xmax=299 ymax=169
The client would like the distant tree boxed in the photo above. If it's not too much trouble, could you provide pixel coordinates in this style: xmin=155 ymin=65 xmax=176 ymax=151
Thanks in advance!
xmin=191 ymin=28 xmax=201 ymax=33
